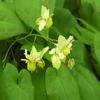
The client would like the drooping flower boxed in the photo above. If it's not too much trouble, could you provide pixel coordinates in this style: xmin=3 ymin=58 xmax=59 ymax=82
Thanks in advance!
xmin=21 ymin=46 xmax=49 ymax=72
xmin=67 ymin=58 xmax=75 ymax=70
xmin=36 ymin=5 xmax=53 ymax=31
xmin=49 ymin=35 xmax=74 ymax=70
xmin=49 ymin=47 xmax=66 ymax=70
xmin=58 ymin=35 xmax=74 ymax=56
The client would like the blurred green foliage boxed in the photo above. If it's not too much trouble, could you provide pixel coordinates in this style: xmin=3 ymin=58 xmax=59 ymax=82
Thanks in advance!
xmin=0 ymin=0 xmax=100 ymax=100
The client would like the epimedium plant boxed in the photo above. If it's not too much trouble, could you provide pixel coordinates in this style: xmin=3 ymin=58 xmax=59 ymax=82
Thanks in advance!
xmin=0 ymin=0 xmax=100 ymax=100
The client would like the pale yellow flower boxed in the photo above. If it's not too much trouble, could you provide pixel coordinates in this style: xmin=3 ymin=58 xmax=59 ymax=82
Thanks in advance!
xmin=67 ymin=58 xmax=75 ymax=70
xmin=21 ymin=46 xmax=49 ymax=71
xmin=58 ymin=35 xmax=74 ymax=56
xmin=49 ymin=47 xmax=66 ymax=69
xmin=36 ymin=5 xmax=53 ymax=31
xmin=49 ymin=35 xmax=74 ymax=70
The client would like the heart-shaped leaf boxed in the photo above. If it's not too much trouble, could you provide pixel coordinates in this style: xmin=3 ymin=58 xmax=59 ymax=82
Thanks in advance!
xmin=0 ymin=63 xmax=35 ymax=100
xmin=46 ymin=65 xmax=81 ymax=100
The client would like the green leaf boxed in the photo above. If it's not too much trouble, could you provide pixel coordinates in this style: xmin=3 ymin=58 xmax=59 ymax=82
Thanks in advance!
xmin=0 ymin=63 xmax=35 ymax=100
xmin=76 ymin=25 xmax=94 ymax=45
xmin=79 ymin=0 xmax=100 ymax=31
xmin=70 ymin=22 xmax=95 ymax=46
xmin=0 ymin=3 xmax=26 ymax=40
xmin=39 ymin=29 xmax=49 ymax=39
xmin=94 ymin=32 xmax=100 ymax=64
xmin=72 ymin=64 xmax=100 ymax=100
xmin=78 ymin=18 xmax=97 ymax=33
xmin=32 ymin=70 xmax=47 ymax=100
xmin=71 ymin=40 xmax=89 ymax=67
xmin=79 ymin=0 xmax=93 ymax=22
xmin=4 ymin=0 xmax=15 ymax=10
xmin=46 ymin=65 xmax=81 ymax=100
xmin=55 ymin=0 xmax=65 ymax=8
xmin=14 ymin=0 xmax=41 ymax=27
xmin=52 ymin=8 xmax=76 ymax=36
xmin=64 ymin=0 xmax=78 ymax=12
xmin=20 ymin=41 xmax=33 ymax=51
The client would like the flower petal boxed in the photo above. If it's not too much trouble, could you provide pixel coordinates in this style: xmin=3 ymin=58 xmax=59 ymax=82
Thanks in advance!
xmin=38 ymin=46 xmax=49 ymax=60
xmin=63 ymin=47 xmax=71 ymax=56
xmin=38 ymin=19 xmax=46 ymax=31
xmin=58 ymin=35 xmax=67 ymax=52
xmin=46 ymin=17 xmax=53 ymax=28
xmin=51 ymin=55 xmax=61 ymax=70
xmin=41 ymin=5 xmax=49 ymax=19
xmin=49 ymin=48 xmax=56 ymax=55
xmin=66 ymin=36 xmax=74 ymax=44
xmin=58 ymin=53 xmax=66 ymax=60
xmin=27 ymin=61 xmax=36 ymax=71
xmin=30 ymin=46 xmax=38 ymax=58
xmin=24 ymin=49 xmax=28 ymax=58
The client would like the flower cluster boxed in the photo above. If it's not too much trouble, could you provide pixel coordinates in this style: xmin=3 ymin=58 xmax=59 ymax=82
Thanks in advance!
xmin=21 ymin=5 xmax=75 ymax=72
xmin=21 ymin=35 xmax=75 ymax=72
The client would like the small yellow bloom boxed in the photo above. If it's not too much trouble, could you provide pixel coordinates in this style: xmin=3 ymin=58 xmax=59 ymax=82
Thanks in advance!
xmin=68 ymin=58 xmax=75 ymax=70
xmin=49 ymin=35 xmax=74 ymax=70
xmin=49 ymin=47 xmax=66 ymax=69
xmin=36 ymin=5 xmax=53 ymax=31
xmin=21 ymin=46 xmax=49 ymax=72
xmin=58 ymin=35 xmax=74 ymax=56
xmin=51 ymin=55 xmax=61 ymax=70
